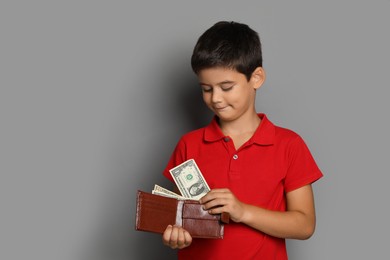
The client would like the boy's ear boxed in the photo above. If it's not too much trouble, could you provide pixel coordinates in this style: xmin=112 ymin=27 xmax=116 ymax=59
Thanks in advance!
xmin=251 ymin=67 xmax=266 ymax=90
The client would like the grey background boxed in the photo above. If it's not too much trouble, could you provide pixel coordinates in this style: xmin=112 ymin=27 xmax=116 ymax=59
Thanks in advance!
xmin=1 ymin=0 xmax=389 ymax=259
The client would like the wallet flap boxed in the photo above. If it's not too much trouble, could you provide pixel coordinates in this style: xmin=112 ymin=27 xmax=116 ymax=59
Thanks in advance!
xmin=182 ymin=219 xmax=224 ymax=239
xmin=182 ymin=200 xmax=230 ymax=224
xmin=181 ymin=200 xmax=226 ymax=239
xmin=182 ymin=200 xmax=220 ymax=220
xmin=135 ymin=190 xmax=179 ymax=234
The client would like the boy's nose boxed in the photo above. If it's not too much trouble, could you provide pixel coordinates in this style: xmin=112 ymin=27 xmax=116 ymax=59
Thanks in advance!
xmin=211 ymin=89 xmax=223 ymax=103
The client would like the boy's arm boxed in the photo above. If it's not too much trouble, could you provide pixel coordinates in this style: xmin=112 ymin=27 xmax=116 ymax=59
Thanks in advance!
xmin=200 ymin=184 xmax=316 ymax=240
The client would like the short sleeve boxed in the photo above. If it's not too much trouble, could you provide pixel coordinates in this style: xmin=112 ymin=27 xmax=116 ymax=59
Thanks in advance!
xmin=162 ymin=138 xmax=186 ymax=182
xmin=284 ymin=135 xmax=323 ymax=192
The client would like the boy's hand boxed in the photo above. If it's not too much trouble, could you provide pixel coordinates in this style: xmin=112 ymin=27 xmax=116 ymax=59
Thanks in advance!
xmin=199 ymin=188 xmax=245 ymax=223
xmin=162 ymin=225 xmax=192 ymax=249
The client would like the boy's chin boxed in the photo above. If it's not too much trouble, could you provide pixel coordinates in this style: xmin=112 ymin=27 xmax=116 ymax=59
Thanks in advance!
xmin=215 ymin=113 xmax=237 ymax=122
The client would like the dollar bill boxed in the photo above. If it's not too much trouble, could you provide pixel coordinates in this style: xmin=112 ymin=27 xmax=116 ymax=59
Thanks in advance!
xmin=169 ymin=159 xmax=210 ymax=200
xmin=152 ymin=184 xmax=186 ymax=200
xmin=152 ymin=190 xmax=186 ymax=200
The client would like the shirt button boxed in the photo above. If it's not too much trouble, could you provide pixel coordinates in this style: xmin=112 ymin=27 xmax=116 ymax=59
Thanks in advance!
xmin=224 ymin=137 xmax=230 ymax=142
xmin=233 ymin=154 xmax=239 ymax=160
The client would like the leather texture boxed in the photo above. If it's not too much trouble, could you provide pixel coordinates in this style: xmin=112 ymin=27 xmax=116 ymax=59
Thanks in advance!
xmin=135 ymin=190 xmax=228 ymax=239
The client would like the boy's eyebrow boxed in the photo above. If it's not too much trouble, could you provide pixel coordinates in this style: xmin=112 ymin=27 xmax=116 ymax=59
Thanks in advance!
xmin=219 ymin=80 xmax=235 ymax=86
xmin=199 ymin=80 xmax=235 ymax=86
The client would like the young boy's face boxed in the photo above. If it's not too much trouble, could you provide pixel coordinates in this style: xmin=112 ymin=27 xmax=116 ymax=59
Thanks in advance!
xmin=197 ymin=67 xmax=264 ymax=122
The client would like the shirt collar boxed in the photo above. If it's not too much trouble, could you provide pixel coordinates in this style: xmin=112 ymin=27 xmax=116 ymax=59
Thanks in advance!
xmin=204 ymin=113 xmax=275 ymax=145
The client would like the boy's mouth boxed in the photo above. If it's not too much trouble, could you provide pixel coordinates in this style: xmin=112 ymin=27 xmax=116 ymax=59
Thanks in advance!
xmin=214 ymin=106 xmax=228 ymax=111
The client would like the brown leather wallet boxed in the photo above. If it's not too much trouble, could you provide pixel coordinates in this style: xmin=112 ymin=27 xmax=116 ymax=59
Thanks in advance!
xmin=135 ymin=190 xmax=229 ymax=239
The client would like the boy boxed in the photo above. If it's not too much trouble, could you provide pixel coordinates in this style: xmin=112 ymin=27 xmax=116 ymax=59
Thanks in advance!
xmin=162 ymin=21 xmax=323 ymax=259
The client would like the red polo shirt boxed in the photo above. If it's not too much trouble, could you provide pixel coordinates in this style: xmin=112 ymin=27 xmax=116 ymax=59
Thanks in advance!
xmin=163 ymin=114 xmax=323 ymax=260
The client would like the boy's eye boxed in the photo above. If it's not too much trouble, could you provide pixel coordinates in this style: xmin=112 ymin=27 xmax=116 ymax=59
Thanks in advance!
xmin=221 ymin=85 xmax=234 ymax=91
xmin=202 ymin=87 xmax=212 ymax=93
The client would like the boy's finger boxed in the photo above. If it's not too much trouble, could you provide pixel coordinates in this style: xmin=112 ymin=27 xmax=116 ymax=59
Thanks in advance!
xmin=183 ymin=230 xmax=192 ymax=246
xmin=162 ymin=225 xmax=173 ymax=245
xmin=169 ymin=225 xmax=179 ymax=248
xmin=176 ymin=228 xmax=185 ymax=248
xmin=200 ymin=189 xmax=231 ymax=203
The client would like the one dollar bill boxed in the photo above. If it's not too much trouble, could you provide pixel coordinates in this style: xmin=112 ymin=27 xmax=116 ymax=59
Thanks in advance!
xmin=169 ymin=159 xmax=210 ymax=200
xmin=152 ymin=184 xmax=186 ymax=200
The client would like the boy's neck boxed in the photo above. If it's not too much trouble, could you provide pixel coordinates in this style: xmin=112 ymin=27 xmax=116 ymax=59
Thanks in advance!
xmin=219 ymin=111 xmax=261 ymax=136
